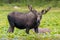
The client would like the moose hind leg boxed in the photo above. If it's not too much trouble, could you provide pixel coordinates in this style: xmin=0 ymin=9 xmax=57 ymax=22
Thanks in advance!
xmin=8 ymin=26 xmax=14 ymax=33
xmin=7 ymin=16 xmax=15 ymax=33
xmin=26 ymin=27 xmax=30 ymax=34
xmin=7 ymin=20 xmax=14 ymax=33
xmin=7 ymin=22 xmax=14 ymax=33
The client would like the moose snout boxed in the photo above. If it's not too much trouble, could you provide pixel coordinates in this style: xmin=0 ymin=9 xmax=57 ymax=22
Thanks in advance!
xmin=37 ymin=20 xmax=40 ymax=23
xmin=37 ymin=19 xmax=40 ymax=24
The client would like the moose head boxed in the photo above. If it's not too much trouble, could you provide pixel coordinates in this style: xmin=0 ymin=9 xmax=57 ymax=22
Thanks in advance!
xmin=37 ymin=7 xmax=51 ymax=23
xmin=28 ymin=5 xmax=51 ymax=28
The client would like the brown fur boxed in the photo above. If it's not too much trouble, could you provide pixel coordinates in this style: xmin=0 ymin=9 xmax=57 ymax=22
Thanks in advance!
xmin=7 ymin=5 xmax=51 ymax=34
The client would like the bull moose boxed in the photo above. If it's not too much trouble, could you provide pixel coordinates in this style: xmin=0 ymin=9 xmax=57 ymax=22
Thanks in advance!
xmin=7 ymin=5 xmax=51 ymax=34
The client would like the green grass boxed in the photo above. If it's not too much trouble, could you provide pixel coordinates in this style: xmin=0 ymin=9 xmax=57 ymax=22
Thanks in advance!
xmin=0 ymin=6 xmax=60 ymax=40
xmin=0 ymin=0 xmax=60 ymax=8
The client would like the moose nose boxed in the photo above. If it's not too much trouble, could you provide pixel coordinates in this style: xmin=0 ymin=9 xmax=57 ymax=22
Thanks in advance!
xmin=37 ymin=19 xmax=40 ymax=23
xmin=37 ymin=17 xmax=40 ymax=23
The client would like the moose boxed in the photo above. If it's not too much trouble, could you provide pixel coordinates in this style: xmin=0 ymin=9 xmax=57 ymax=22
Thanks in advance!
xmin=7 ymin=5 xmax=51 ymax=34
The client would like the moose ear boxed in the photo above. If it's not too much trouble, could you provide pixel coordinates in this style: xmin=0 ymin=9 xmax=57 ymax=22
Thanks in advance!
xmin=41 ymin=10 xmax=45 ymax=14
xmin=28 ymin=5 xmax=32 ymax=11
xmin=48 ymin=7 xmax=51 ymax=10
xmin=46 ymin=7 xmax=51 ymax=11
xmin=41 ymin=7 xmax=51 ymax=15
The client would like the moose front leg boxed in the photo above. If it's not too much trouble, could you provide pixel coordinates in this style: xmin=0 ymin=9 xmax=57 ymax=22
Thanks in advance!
xmin=34 ymin=22 xmax=40 ymax=33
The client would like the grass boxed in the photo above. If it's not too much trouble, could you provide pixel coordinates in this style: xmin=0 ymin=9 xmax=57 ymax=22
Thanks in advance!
xmin=0 ymin=0 xmax=60 ymax=8
xmin=0 ymin=6 xmax=60 ymax=40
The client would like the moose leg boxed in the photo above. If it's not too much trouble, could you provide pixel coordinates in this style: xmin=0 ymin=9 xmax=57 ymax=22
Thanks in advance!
xmin=25 ymin=24 xmax=30 ymax=34
xmin=8 ymin=26 xmax=14 ymax=33
xmin=26 ymin=27 xmax=30 ymax=34
xmin=7 ymin=21 xmax=14 ymax=33
xmin=34 ymin=27 xmax=38 ymax=33
xmin=7 ymin=16 xmax=15 ymax=33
